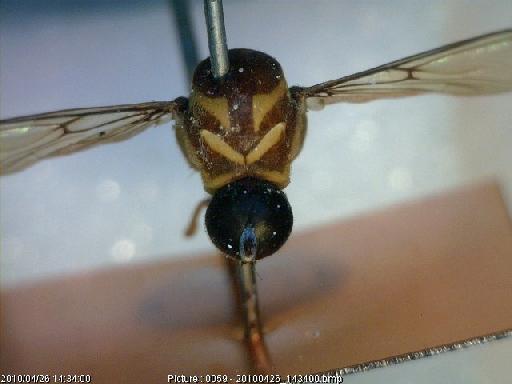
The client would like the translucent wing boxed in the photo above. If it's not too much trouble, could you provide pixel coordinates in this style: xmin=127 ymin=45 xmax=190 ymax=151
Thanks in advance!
xmin=301 ymin=29 xmax=512 ymax=109
xmin=0 ymin=100 xmax=184 ymax=175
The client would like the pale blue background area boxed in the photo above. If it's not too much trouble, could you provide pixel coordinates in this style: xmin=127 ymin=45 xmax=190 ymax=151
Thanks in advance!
xmin=1 ymin=1 xmax=511 ymax=382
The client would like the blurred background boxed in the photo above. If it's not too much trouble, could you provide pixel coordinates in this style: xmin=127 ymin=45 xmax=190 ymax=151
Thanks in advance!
xmin=1 ymin=0 xmax=511 ymax=382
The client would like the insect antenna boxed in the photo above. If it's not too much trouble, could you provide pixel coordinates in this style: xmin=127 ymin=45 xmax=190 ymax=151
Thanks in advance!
xmin=234 ymin=227 xmax=273 ymax=373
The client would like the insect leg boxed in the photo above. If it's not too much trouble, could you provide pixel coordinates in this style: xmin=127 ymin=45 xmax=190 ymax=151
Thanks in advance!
xmin=184 ymin=197 xmax=211 ymax=237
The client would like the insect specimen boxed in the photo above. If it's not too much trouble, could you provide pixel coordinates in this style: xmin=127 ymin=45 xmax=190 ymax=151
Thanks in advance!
xmin=1 ymin=29 xmax=511 ymax=262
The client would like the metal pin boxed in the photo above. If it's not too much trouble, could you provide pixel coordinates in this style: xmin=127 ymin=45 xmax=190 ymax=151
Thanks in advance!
xmin=204 ymin=0 xmax=229 ymax=78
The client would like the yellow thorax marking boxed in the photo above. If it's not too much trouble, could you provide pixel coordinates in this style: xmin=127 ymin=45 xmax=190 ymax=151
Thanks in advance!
xmin=255 ymin=168 xmax=290 ymax=188
xmin=200 ymin=122 xmax=285 ymax=165
xmin=246 ymin=122 xmax=285 ymax=164
xmin=203 ymin=167 xmax=290 ymax=192
xmin=252 ymin=79 xmax=287 ymax=132
xmin=190 ymin=92 xmax=230 ymax=131
xmin=200 ymin=130 xmax=245 ymax=165
xmin=191 ymin=79 xmax=287 ymax=133
xmin=203 ymin=172 xmax=240 ymax=192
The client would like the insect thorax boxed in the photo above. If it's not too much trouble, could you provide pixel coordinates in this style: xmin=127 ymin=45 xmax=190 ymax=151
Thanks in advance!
xmin=176 ymin=48 xmax=306 ymax=194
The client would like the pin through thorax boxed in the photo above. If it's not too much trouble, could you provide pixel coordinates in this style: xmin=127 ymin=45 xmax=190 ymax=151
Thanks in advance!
xmin=203 ymin=0 xmax=272 ymax=372
xmin=204 ymin=0 xmax=229 ymax=78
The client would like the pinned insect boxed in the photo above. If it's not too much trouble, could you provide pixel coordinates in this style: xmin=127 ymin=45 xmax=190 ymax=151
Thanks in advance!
xmin=1 ymin=29 xmax=511 ymax=261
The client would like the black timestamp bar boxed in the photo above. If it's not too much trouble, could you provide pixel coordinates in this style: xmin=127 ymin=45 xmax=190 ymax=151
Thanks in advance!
xmin=235 ymin=375 xmax=281 ymax=383
xmin=167 ymin=375 xmax=231 ymax=383
xmin=52 ymin=375 xmax=91 ymax=383
xmin=1 ymin=375 xmax=51 ymax=383
xmin=168 ymin=374 xmax=285 ymax=383
xmin=287 ymin=373 xmax=344 ymax=383
xmin=167 ymin=375 xmax=202 ymax=383
xmin=0 ymin=375 xmax=91 ymax=384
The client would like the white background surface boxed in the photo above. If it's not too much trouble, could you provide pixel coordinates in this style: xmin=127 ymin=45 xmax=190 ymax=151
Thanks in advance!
xmin=1 ymin=1 xmax=511 ymax=381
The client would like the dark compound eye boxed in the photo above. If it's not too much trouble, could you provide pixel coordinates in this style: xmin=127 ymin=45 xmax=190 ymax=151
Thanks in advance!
xmin=205 ymin=177 xmax=293 ymax=260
